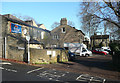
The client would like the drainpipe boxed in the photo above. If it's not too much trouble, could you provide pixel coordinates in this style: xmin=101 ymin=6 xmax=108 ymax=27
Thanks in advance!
xmin=28 ymin=40 xmax=30 ymax=64
xmin=4 ymin=37 xmax=6 ymax=59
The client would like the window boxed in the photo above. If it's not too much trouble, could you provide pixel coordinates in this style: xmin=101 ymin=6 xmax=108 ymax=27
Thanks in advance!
xmin=33 ymin=28 xmax=37 ymax=40
xmin=61 ymin=27 xmax=66 ymax=33
xmin=57 ymin=35 xmax=59 ymax=39
xmin=53 ymin=35 xmax=59 ymax=40
xmin=82 ymin=48 xmax=87 ymax=52
xmin=41 ymin=32 xmax=44 ymax=39
xmin=37 ymin=31 xmax=40 ymax=40
xmin=53 ymin=35 xmax=56 ymax=39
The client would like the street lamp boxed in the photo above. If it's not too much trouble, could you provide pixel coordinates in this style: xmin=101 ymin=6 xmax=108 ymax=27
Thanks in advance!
xmin=23 ymin=29 xmax=31 ymax=64
xmin=26 ymin=35 xmax=30 ymax=64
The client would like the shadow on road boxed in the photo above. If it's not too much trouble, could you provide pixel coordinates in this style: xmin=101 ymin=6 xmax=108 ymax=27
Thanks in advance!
xmin=72 ymin=56 xmax=120 ymax=72
xmin=58 ymin=62 xmax=74 ymax=65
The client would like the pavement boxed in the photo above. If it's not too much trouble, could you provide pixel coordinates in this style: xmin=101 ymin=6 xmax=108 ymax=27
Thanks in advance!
xmin=0 ymin=54 xmax=120 ymax=83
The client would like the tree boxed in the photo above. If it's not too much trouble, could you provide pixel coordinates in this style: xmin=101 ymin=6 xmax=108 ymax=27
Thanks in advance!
xmin=51 ymin=22 xmax=60 ymax=29
xmin=51 ymin=20 xmax=75 ymax=29
xmin=78 ymin=1 xmax=120 ymax=38
xmin=13 ymin=13 xmax=38 ymax=24
xmin=68 ymin=21 xmax=75 ymax=27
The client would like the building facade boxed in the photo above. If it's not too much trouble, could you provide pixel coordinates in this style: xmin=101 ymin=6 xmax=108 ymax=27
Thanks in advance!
xmin=0 ymin=14 xmax=51 ymax=61
xmin=90 ymin=35 xmax=109 ymax=49
xmin=25 ymin=20 xmax=47 ymax=30
xmin=50 ymin=18 xmax=85 ymax=47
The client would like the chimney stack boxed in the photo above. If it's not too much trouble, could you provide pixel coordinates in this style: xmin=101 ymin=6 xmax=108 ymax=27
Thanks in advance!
xmin=60 ymin=18 xmax=67 ymax=25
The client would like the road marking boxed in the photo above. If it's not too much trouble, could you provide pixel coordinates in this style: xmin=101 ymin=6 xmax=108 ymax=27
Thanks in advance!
xmin=49 ymin=78 xmax=52 ymax=80
xmin=56 ymin=80 xmax=60 ymax=81
xmin=0 ymin=62 xmax=12 ymax=65
xmin=39 ymin=72 xmax=61 ymax=78
xmin=103 ymin=79 xmax=106 ymax=83
xmin=5 ymin=68 xmax=17 ymax=72
xmin=62 ymin=74 xmax=65 ymax=76
xmin=0 ymin=67 xmax=4 ymax=70
xmin=54 ymin=72 xmax=57 ymax=74
xmin=27 ymin=67 xmax=44 ymax=74
xmin=0 ymin=67 xmax=17 ymax=72
xmin=66 ymin=72 xmax=69 ymax=73
xmin=90 ymin=77 xmax=93 ymax=82
xmin=76 ymin=74 xmax=106 ymax=82
xmin=76 ymin=74 xmax=82 ymax=81
xmin=37 ymin=69 xmax=68 ymax=81
xmin=52 ymin=69 xmax=56 ymax=71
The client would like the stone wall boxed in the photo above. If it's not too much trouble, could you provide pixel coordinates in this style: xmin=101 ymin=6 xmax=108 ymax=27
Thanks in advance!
xmin=0 ymin=15 xmax=2 ymax=58
xmin=1 ymin=15 xmax=51 ymax=62
xmin=6 ymin=35 xmax=27 ymax=61
xmin=30 ymin=49 xmax=68 ymax=64
xmin=1 ymin=15 xmax=69 ymax=64
xmin=1 ymin=16 xmax=27 ymax=61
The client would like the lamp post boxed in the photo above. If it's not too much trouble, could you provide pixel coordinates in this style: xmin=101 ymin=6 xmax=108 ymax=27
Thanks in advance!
xmin=26 ymin=35 xmax=30 ymax=64
xmin=23 ymin=29 xmax=30 ymax=64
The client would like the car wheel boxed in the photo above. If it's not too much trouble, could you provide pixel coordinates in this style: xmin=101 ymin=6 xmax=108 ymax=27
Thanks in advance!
xmin=81 ymin=54 xmax=84 ymax=56
xmin=101 ymin=53 xmax=105 ymax=55
xmin=85 ymin=54 xmax=89 ymax=57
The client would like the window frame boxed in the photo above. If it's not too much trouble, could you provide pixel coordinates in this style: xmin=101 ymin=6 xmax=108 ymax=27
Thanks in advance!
xmin=61 ymin=27 xmax=66 ymax=33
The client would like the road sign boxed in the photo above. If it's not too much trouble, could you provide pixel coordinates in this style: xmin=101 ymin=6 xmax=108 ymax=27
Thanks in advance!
xmin=26 ymin=35 xmax=30 ymax=41
xmin=23 ymin=29 xmax=27 ymax=35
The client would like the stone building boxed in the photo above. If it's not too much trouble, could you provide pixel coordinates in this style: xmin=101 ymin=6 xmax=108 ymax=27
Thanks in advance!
xmin=0 ymin=14 xmax=51 ymax=62
xmin=25 ymin=20 xmax=47 ymax=30
xmin=90 ymin=34 xmax=109 ymax=49
xmin=37 ymin=24 xmax=46 ymax=30
xmin=50 ymin=18 xmax=85 ymax=47
xmin=25 ymin=20 xmax=38 ymax=27
xmin=83 ymin=36 xmax=90 ymax=49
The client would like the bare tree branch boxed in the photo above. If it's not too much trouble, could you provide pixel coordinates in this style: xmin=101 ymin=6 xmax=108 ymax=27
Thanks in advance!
xmin=78 ymin=1 xmax=120 ymax=39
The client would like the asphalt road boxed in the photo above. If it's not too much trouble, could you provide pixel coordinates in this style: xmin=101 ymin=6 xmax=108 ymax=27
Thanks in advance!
xmin=0 ymin=60 xmax=109 ymax=83
xmin=1 ymin=54 xmax=120 ymax=83
xmin=1 ymin=60 xmax=80 ymax=82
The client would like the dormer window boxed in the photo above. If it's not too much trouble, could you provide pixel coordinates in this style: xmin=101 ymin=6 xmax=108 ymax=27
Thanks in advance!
xmin=62 ymin=27 xmax=66 ymax=33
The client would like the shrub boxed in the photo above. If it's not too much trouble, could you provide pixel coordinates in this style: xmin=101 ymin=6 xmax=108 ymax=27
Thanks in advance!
xmin=109 ymin=42 xmax=120 ymax=68
xmin=109 ymin=42 xmax=120 ymax=52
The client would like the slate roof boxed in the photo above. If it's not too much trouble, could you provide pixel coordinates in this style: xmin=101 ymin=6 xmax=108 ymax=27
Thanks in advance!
xmin=2 ymin=14 xmax=50 ymax=33
xmin=75 ymin=30 xmax=85 ymax=36
xmin=37 ymin=24 xmax=43 ymax=26
xmin=90 ymin=35 xmax=109 ymax=39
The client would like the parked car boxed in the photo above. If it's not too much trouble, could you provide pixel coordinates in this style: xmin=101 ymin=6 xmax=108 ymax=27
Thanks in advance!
xmin=81 ymin=49 xmax=92 ymax=57
xmin=92 ymin=48 xmax=108 ymax=55
xmin=68 ymin=51 xmax=76 ymax=61
xmin=64 ymin=43 xmax=92 ymax=57
xmin=101 ymin=47 xmax=111 ymax=54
